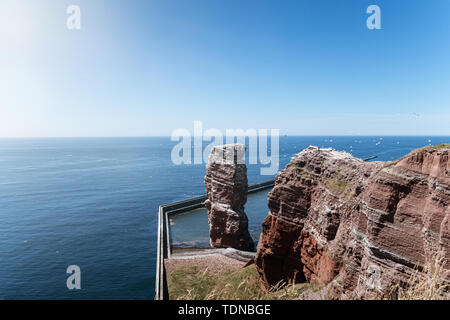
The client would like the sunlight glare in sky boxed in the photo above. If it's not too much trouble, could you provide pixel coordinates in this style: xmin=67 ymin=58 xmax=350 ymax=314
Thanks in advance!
xmin=0 ymin=2 xmax=42 ymax=52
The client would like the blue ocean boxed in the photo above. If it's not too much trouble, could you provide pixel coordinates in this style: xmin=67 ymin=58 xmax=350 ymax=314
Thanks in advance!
xmin=0 ymin=136 xmax=448 ymax=299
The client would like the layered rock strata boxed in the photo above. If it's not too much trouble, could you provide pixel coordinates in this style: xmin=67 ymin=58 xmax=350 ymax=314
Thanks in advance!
xmin=204 ymin=144 xmax=254 ymax=251
xmin=255 ymin=145 xmax=450 ymax=299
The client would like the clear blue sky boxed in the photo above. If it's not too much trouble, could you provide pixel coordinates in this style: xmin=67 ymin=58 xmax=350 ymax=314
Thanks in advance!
xmin=0 ymin=0 xmax=449 ymax=137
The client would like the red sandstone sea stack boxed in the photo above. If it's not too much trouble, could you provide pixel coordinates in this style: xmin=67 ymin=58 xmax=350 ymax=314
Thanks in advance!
xmin=255 ymin=145 xmax=450 ymax=299
xmin=204 ymin=144 xmax=254 ymax=252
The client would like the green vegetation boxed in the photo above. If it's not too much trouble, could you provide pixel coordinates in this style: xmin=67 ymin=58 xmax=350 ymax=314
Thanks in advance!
xmin=167 ymin=264 xmax=320 ymax=300
xmin=167 ymin=265 xmax=217 ymax=299
xmin=325 ymin=177 xmax=354 ymax=199
xmin=167 ymin=257 xmax=449 ymax=300
xmin=386 ymin=143 xmax=450 ymax=167
xmin=409 ymin=143 xmax=450 ymax=155
xmin=167 ymin=264 xmax=265 ymax=300
xmin=294 ymin=164 xmax=354 ymax=199
xmin=326 ymin=178 xmax=348 ymax=194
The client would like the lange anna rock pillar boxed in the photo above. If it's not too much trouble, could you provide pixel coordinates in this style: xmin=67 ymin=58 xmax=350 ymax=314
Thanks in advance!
xmin=204 ymin=144 xmax=254 ymax=251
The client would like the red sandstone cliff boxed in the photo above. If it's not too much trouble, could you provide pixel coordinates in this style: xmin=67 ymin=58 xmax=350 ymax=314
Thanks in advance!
xmin=255 ymin=145 xmax=450 ymax=299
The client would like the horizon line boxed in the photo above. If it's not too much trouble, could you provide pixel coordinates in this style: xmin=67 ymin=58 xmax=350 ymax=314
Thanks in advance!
xmin=1 ymin=135 xmax=450 ymax=139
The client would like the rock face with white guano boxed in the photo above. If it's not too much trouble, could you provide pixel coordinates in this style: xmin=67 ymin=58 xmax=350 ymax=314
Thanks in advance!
xmin=255 ymin=145 xmax=450 ymax=299
xmin=204 ymin=144 xmax=254 ymax=252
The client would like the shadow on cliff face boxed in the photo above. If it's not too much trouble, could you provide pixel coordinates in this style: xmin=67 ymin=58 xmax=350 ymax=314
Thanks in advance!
xmin=255 ymin=214 xmax=307 ymax=288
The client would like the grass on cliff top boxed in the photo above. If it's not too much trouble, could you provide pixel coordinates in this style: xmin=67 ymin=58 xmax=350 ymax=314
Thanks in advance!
xmin=294 ymin=166 xmax=355 ymax=199
xmin=410 ymin=143 xmax=450 ymax=154
xmin=385 ymin=143 xmax=450 ymax=167
xmin=167 ymin=264 xmax=319 ymax=300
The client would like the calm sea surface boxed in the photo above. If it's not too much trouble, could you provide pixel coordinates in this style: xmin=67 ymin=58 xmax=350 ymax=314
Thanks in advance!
xmin=0 ymin=136 xmax=448 ymax=299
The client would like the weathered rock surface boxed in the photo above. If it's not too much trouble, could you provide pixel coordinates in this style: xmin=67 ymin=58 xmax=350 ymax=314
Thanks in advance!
xmin=255 ymin=145 xmax=450 ymax=299
xmin=204 ymin=144 xmax=254 ymax=252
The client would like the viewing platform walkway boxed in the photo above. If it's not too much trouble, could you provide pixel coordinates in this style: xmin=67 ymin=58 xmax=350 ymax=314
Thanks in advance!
xmin=154 ymin=179 xmax=275 ymax=300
